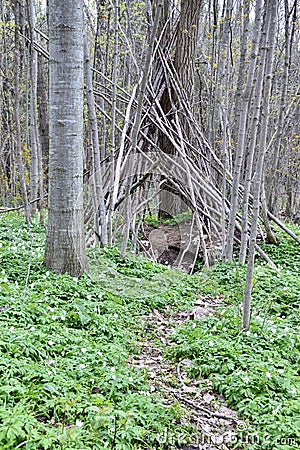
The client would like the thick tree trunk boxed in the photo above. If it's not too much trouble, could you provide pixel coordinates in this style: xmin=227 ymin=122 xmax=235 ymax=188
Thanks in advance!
xmin=157 ymin=0 xmax=202 ymax=219
xmin=173 ymin=0 xmax=202 ymax=106
xmin=120 ymin=1 xmax=162 ymax=257
xmin=44 ymin=0 xmax=88 ymax=277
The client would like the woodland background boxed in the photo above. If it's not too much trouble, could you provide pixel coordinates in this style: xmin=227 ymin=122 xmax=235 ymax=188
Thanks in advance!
xmin=0 ymin=2 xmax=300 ymax=448
xmin=0 ymin=1 xmax=299 ymax=286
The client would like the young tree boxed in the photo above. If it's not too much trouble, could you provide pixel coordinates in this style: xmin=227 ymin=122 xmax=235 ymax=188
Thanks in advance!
xmin=242 ymin=0 xmax=278 ymax=330
xmin=27 ymin=0 xmax=44 ymax=224
xmin=12 ymin=0 xmax=31 ymax=224
xmin=44 ymin=0 xmax=88 ymax=276
xmin=225 ymin=0 xmax=263 ymax=262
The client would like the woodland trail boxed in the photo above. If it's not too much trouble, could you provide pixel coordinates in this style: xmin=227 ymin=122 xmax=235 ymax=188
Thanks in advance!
xmin=133 ymin=298 xmax=247 ymax=450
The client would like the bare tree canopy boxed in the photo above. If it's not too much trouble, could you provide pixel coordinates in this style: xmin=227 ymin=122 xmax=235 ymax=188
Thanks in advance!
xmin=0 ymin=0 xmax=299 ymax=291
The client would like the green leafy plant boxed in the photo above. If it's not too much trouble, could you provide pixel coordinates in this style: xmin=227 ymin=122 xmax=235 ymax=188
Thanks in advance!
xmin=0 ymin=213 xmax=197 ymax=449
xmin=167 ymin=223 xmax=300 ymax=450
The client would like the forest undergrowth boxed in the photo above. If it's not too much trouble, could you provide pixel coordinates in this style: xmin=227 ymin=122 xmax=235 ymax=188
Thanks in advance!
xmin=0 ymin=213 xmax=299 ymax=449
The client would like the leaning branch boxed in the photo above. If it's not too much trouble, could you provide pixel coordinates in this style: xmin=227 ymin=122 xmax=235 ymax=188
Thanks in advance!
xmin=0 ymin=194 xmax=48 ymax=214
xmin=268 ymin=211 xmax=300 ymax=245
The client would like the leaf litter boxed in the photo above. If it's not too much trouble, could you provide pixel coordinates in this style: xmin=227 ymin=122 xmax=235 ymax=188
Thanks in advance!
xmin=135 ymin=296 xmax=249 ymax=450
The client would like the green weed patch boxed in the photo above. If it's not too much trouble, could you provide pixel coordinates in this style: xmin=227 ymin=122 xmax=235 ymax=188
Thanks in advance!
xmin=168 ymin=225 xmax=300 ymax=449
xmin=1 ymin=214 xmax=299 ymax=449
xmin=0 ymin=214 xmax=195 ymax=450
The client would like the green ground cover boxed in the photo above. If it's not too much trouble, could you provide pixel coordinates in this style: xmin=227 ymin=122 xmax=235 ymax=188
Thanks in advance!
xmin=168 ymin=224 xmax=300 ymax=449
xmin=0 ymin=214 xmax=299 ymax=449
xmin=0 ymin=214 xmax=196 ymax=449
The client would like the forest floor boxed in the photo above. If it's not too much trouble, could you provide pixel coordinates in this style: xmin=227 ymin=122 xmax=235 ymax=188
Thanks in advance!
xmin=137 ymin=302 xmax=245 ymax=450
xmin=142 ymin=220 xmax=194 ymax=268
xmin=0 ymin=213 xmax=299 ymax=449
xmin=141 ymin=217 xmax=222 ymax=271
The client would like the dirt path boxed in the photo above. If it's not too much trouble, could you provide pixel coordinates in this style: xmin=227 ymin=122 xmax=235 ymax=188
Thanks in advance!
xmin=132 ymin=298 xmax=246 ymax=449
xmin=142 ymin=220 xmax=223 ymax=272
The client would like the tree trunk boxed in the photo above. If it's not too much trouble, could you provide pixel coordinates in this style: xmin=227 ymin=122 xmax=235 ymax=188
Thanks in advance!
xmin=37 ymin=54 xmax=49 ymax=185
xmin=242 ymin=0 xmax=278 ymax=331
xmin=120 ymin=1 xmax=162 ymax=257
xmin=44 ymin=0 xmax=88 ymax=277
xmin=12 ymin=0 xmax=31 ymax=224
xmin=27 ymin=0 xmax=44 ymax=225
xmin=157 ymin=0 xmax=202 ymax=219
xmin=83 ymin=31 xmax=107 ymax=246
xmin=266 ymin=0 xmax=296 ymax=215
xmin=225 ymin=0 xmax=263 ymax=262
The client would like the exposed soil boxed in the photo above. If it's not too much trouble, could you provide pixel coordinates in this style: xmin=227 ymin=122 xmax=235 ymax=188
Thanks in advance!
xmin=141 ymin=220 xmax=224 ymax=272
xmin=141 ymin=221 xmax=201 ymax=271
xmin=134 ymin=295 xmax=247 ymax=449
xmin=140 ymin=219 xmax=270 ymax=273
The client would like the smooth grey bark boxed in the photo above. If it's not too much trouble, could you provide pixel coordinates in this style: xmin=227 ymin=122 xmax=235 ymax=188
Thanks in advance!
xmin=83 ymin=31 xmax=107 ymax=246
xmin=260 ymin=180 xmax=278 ymax=245
xmin=120 ymin=0 xmax=162 ymax=257
xmin=267 ymin=0 xmax=296 ymax=215
xmin=233 ymin=0 xmax=250 ymax=147
xmin=44 ymin=0 xmax=88 ymax=276
xmin=213 ymin=0 xmax=233 ymax=161
xmin=238 ymin=0 xmax=265 ymax=263
xmin=93 ymin=4 xmax=107 ymax=166
xmin=27 ymin=0 xmax=44 ymax=225
xmin=242 ymin=0 xmax=278 ymax=331
xmin=225 ymin=0 xmax=263 ymax=262
xmin=37 ymin=54 xmax=49 ymax=167
xmin=13 ymin=0 xmax=31 ymax=224
xmin=27 ymin=0 xmax=38 ymax=217
xmin=107 ymin=0 xmax=119 ymax=245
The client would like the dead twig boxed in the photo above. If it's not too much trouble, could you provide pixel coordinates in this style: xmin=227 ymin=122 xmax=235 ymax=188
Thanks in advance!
xmin=0 ymin=194 xmax=48 ymax=214
xmin=172 ymin=391 xmax=238 ymax=422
